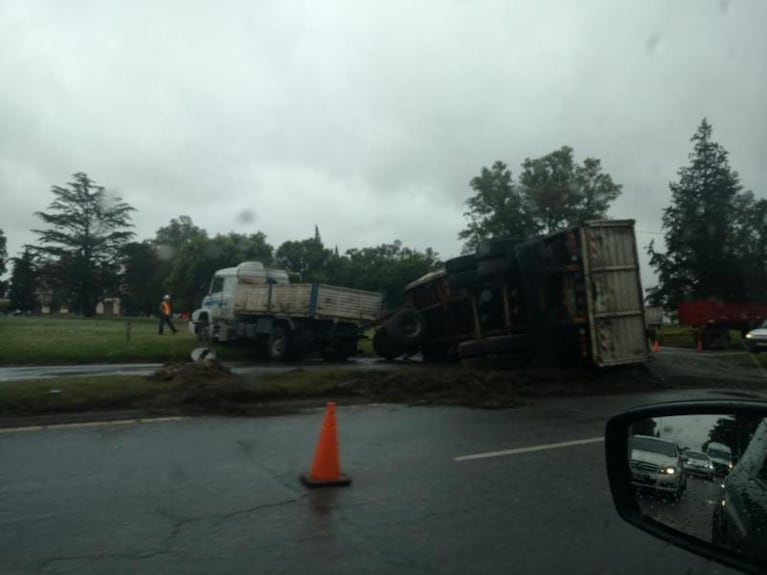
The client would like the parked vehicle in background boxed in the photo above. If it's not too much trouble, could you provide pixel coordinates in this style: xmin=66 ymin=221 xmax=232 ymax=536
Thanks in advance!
xmin=190 ymin=262 xmax=383 ymax=361
xmin=677 ymin=300 xmax=767 ymax=350
xmin=744 ymin=319 xmax=767 ymax=354
xmin=629 ymin=434 xmax=687 ymax=498
xmin=373 ymin=220 xmax=651 ymax=368
xmin=706 ymin=442 xmax=734 ymax=476
xmin=681 ymin=450 xmax=715 ymax=480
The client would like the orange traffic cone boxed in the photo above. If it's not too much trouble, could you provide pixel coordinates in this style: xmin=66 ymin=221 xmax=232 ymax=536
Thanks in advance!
xmin=300 ymin=402 xmax=351 ymax=487
xmin=696 ymin=339 xmax=703 ymax=352
xmin=652 ymin=340 xmax=661 ymax=353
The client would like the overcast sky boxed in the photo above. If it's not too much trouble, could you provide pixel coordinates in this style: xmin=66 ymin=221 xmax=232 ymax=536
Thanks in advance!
xmin=1 ymin=0 xmax=765 ymax=288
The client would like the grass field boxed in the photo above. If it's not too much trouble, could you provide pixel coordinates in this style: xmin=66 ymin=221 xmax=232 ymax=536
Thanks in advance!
xmin=0 ymin=371 xmax=349 ymax=416
xmin=655 ymin=325 xmax=749 ymax=350
xmin=0 ymin=316 xmax=254 ymax=365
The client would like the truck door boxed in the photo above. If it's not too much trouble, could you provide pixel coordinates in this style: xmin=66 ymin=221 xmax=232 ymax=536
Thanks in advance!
xmin=582 ymin=221 xmax=650 ymax=366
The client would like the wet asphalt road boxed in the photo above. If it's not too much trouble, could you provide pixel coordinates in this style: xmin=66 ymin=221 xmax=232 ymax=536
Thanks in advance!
xmin=638 ymin=475 xmax=723 ymax=543
xmin=0 ymin=391 xmax=742 ymax=575
xmin=0 ymin=357 xmax=392 ymax=382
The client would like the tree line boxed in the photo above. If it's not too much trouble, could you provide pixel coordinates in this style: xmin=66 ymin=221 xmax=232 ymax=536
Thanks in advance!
xmin=1 ymin=118 xmax=764 ymax=317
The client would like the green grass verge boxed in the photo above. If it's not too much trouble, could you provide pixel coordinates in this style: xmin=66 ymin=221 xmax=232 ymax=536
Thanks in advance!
xmin=0 ymin=370 xmax=353 ymax=417
xmin=0 ymin=376 xmax=173 ymax=415
xmin=655 ymin=325 xmax=749 ymax=351
xmin=0 ymin=316 xmax=255 ymax=365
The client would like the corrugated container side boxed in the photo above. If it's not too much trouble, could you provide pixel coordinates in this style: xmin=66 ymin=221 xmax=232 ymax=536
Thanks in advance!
xmin=583 ymin=221 xmax=650 ymax=366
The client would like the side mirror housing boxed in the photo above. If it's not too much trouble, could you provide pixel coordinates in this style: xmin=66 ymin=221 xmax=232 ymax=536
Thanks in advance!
xmin=605 ymin=400 xmax=767 ymax=575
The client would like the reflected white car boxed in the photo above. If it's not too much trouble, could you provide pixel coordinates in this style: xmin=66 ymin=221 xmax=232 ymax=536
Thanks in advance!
xmin=681 ymin=450 xmax=715 ymax=480
xmin=629 ymin=435 xmax=687 ymax=496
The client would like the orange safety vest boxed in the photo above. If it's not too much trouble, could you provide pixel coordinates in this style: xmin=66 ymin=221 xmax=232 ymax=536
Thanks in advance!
xmin=161 ymin=300 xmax=172 ymax=316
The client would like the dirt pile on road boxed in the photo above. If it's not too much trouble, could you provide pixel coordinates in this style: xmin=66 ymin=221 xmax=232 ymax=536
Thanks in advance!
xmin=149 ymin=359 xmax=235 ymax=385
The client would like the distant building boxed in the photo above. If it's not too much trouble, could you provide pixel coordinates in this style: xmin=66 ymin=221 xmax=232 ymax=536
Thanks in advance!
xmin=96 ymin=298 xmax=121 ymax=317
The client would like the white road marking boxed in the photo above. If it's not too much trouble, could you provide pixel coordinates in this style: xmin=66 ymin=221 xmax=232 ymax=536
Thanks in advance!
xmin=454 ymin=436 xmax=604 ymax=462
xmin=0 ymin=416 xmax=189 ymax=434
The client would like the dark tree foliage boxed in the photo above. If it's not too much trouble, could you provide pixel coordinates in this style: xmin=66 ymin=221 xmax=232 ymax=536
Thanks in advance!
xmin=0 ymin=228 xmax=7 ymax=297
xmin=31 ymin=173 xmax=135 ymax=315
xmin=8 ymin=249 xmax=38 ymax=312
xmin=647 ymin=119 xmax=765 ymax=307
xmin=121 ymin=241 xmax=163 ymax=316
xmin=704 ymin=415 xmax=763 ymax=459
xmin=460 ymin=148 xmax=622 ymax=252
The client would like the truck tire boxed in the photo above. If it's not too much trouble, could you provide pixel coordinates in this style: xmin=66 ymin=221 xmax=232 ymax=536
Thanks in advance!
xmin=445 ymin=254 xmax=477 ymax=274
xmin=268 ymin=325 xmax=293 ymax=361
xmin=373 ymin=327 xmax=403 ymax=360
xmin=477 ymin=257 xmax=513 ymax=279
xmin=388 ymin=309 xmax=426 ymax=348
xmin=458 ymin=339 xmax=486 ymax=359
xmin=483 ymin=334 xmax=530 ymax=354
xmin=446 ymin=270 xmax=479 ymax=290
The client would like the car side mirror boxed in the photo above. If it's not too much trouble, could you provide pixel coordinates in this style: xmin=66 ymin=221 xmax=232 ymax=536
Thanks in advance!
xmin=605 ymin=400 xmax=767 ymax=575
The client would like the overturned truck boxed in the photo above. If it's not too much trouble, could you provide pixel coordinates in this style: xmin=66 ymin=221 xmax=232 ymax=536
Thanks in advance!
xmin=374 ymin=220 xmax=650 ymax=367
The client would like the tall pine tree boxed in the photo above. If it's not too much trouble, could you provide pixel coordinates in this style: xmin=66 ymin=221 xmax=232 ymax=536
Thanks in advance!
xmin=32 ymin=173 xmax=135 ymax=315
xmin=647 ymin=119 xmax=747 ymax=307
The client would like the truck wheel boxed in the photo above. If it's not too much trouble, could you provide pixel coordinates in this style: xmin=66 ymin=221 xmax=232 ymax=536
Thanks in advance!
xmin=388 ymin=309 xmax=426 ymax=348
xmin=446 ymin=270 xmax=479 ymax=290
xmin=373 ymin=327 xmax=403 ymax=360
xmin=445 ymin=254 xmax=477 ymax=274
xmin=268 ymin=325 xmax=293 ymax=361
xmin=458 ymin=339 xmax=486 ymax=359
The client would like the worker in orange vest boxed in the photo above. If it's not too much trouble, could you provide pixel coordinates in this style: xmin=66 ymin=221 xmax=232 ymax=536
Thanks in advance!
xmin=158 ymin=294 xmax=178 ymax=335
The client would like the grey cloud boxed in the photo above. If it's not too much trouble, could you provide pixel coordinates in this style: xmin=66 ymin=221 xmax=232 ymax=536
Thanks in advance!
xmin=1 ymin=0 xmax=765 ymax=287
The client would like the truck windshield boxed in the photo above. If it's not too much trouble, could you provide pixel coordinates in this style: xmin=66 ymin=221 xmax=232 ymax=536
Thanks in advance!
xmin=630 ymin=436 xmax=676 ymax=457
xmin=211 ymin=276 xmax=224 ymax=294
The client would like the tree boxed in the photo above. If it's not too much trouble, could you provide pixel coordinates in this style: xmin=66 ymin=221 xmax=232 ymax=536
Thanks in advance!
xmin=154 ymin=216 xmax=275 ymax=312
xmin=458 ymin=161 xmax=538 ymax=253
xmin=520 ymin=146 xmax=622 ymax=233
xmin=276 ymin=227 xmax=331 ymax=282
xmin=121 ymin=241 xmax=163 ymax=316
xmin=459 ymin=149 xmax=622 ymax=252
xmin=8 ymin=249 xmax=38 ymax=312
xmin=0 ymin=228 xmax=7 ymax=297
xmin=31 ymin=173 xmax=135 ymax=315
xmin=647 ymin=119 xmax=747 ymax=307
xmin=705 ymin=415 xmax=763 ymax=459
xmin=341 ymin=241 xmax=441 ymax=309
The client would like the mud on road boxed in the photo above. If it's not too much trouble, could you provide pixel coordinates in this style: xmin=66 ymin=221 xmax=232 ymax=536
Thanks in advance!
xmin=140 ymin=348 xmax=766 ymax=416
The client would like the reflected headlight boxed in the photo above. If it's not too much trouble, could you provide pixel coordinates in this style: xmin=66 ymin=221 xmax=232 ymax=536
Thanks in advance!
xmin=660 ymin=466 xmax=677 ymax=475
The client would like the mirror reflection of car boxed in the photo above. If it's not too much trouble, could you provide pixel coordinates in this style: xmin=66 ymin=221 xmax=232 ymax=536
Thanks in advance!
xmin=629 ymin=435 xmax=687 ymax=498
xmin=744 ymin=319 xmax=767 ymax=354
xmin=712 ymin=418 xmax=767 ymax=564
xmin=682 ymin=450 xmax=715 ymax=480
xmin=706 ymin=442 xmax=734 ymax=476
